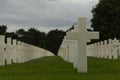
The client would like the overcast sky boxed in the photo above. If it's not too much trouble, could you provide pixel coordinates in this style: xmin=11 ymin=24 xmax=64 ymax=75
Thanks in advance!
xmin=0 ymin=0 xmax=99 ymax=32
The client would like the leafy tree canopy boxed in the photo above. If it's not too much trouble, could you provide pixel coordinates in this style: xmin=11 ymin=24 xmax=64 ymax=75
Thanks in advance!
xmin=46 ymin=29 xmax=66 ymax=55
xmin=91 ymin=0 xmax=120 ymax=40
xmin=0 ymin=25 xmax=7 ymax=35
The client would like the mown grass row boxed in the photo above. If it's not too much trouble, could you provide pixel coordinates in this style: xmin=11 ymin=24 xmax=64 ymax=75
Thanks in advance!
xmin=0 ymin=56 xmax=120 ymax=80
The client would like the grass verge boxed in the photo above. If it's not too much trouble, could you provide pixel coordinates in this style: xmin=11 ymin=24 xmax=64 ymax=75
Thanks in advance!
xmin=0 ymin=56 xmax=120 ymax=80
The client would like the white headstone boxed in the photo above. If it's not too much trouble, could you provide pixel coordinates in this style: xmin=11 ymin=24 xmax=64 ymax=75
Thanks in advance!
xmin=100 ymin=41 xmax=104 ymax=58
xmin=17 ymin=41 xmax=23 ymax=63
xmin=5 ymin=37 xmax=12 ymax=65
xmin=108 ymin=39 xmax=112 ymax=59
xmin=12 ymin=39 xmax=17 ymax=63
xmin=104 ymin=40 xmax=108 ymax=59
xmin=112 ymin=38 xmax=119 ymax=59
xmin=0 ymin=35 xmax=5 ymax=66
xmin=66 ymin=17 xmax=99 ymax=73
xmin=62 ymin=39 xmax=78 ymax=68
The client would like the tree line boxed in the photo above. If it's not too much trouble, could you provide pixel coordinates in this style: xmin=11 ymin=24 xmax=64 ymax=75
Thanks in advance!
xmin=91 ymin=0 xmax=120 ymax=40
xmin=0 ymin=25 xmax=66 ymax=55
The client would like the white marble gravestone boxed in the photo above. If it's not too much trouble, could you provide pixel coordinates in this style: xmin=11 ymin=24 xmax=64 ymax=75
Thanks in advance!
xmin=66 ymin=40 xmax=78 ymax=68
xmin=0 ymin=35 xmax=5 ymax=66
xmin=108 ymin=39 xmax=113 ymax=59
xmin=58 ymin=43 xmax=68 ymax=61
xmin=66 ymin=17 xmax=99 ymax=73
xmin=104 ymin=40 xmax=108 ymax=59
xmin=112 ymin=38 xmax=119 ymax=59
xmin=17 ymin=41 xmax=23 ymax=63
xmin=12 ymin=39 xmax=17 ymax=63
xmin=60 ymin=38 xmax=78 ymax=68
xmin=5 ymin=37 xmax=12 ymax=64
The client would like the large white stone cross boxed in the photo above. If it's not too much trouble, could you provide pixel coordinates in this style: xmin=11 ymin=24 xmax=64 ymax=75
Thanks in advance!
xmin=66 ymin=17 xmax=99 ymax=73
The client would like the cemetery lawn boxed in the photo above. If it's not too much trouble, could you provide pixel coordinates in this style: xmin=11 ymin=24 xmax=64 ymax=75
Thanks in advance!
xmin=0 ymin=56 xmax=120 ymax=80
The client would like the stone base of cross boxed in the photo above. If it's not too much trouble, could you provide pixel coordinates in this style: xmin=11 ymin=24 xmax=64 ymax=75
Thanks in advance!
xmin=66 ymin=17 xmax=99 ymax=73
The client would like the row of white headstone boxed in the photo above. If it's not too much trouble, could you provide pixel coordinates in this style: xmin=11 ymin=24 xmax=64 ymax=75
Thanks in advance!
xmin=58 ymin=17 xmax=99 ymax=73
xmin=0 ymin=35 xmax=54 ymax=66
xmin=87 ymin=38 xmax=120 ymax=59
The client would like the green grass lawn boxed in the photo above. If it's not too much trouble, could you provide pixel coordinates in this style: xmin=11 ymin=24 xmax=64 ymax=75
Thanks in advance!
xmin=0 ymin=56 xmax=120 ymax=80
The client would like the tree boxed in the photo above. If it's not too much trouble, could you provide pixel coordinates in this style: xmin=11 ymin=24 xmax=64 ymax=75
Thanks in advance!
xmin=46 ymin=29 xmax=66 ymax=55
xmin=16 ymin=28 xmax=26 ymax=36
xmin=0 ymin=25 xmax=7 ymax=35
xmin=91 ymin=0 xmax=120 ymax=40
xmin=16 ymin=28 xmax=26 ymax=41
xmin=16 ymin=28 xmax=46 ymax=48
xmin=27 ymin=28 xmax=46 ymax=47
